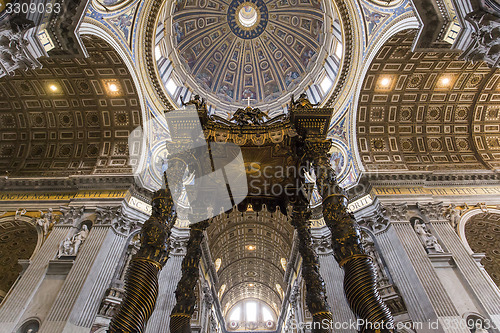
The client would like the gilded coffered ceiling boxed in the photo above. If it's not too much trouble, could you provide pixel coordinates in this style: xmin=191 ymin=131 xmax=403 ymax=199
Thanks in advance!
xmin=357 ymin=30 xmax=500 ymax=172
xmin=465 ymin=212 xmax=500 ymax=288
xmin=207 ymin=208 xmax=294 ymax=316
xmin=0 ymin=35 xmax=141 ymax=177
xmin=0 ymin=219 xmax=37 ymax=296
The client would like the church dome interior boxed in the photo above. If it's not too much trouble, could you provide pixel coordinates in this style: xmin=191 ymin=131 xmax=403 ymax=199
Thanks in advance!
xmin=155 ymin=0 xmax=344 ymax=116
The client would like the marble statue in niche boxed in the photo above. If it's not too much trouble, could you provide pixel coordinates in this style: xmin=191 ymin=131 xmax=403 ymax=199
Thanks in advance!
xmin=413 ymin=219 xmax=444 ymax=253
xmin=57 ymin=225 xmax=90 ymax=258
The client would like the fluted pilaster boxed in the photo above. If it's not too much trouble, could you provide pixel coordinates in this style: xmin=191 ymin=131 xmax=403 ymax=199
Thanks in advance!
xmin=0 ymin=226 xmax=69 ymax=333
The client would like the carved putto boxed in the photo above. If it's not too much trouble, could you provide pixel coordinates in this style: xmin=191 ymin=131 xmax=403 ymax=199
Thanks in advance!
xmin=445 ymin=204 xmax=462 ymax=229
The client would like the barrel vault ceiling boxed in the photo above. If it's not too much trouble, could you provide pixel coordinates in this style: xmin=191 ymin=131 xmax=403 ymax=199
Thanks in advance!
xmin=357 ymin=29 xmax=500 ymax=173
xmin=0 ymin=35 xmax=142 ymax=177
xmin=206 ymin=208 xmax=294 ymax=317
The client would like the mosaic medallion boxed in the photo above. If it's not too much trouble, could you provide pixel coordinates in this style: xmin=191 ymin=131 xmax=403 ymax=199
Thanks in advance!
xmin=227 ymin=0 xmax=268 ymax=39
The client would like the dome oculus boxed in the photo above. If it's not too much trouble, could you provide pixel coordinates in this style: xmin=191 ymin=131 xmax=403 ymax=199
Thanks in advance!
xmin=237 ymin=3 xmax=259 ymax=29
xmin=227 ymin=0 xmax=268 ymax=39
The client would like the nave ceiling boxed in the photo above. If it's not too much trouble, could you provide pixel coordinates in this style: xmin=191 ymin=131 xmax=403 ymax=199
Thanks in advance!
xmin=206 ymin=208 xmax=294 ymax=318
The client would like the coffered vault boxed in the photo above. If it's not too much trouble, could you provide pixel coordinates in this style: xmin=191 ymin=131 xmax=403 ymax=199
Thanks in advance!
xmin=357 ymin=30 xmax=500 ymax=172
xmin=0 ymin=35 xmax=142 ymax=177
xmin=207 ymin=209 xmax=294 ymax=317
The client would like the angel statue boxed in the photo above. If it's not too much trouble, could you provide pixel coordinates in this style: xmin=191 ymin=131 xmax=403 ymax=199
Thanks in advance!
xmin=36 ymin=208 xmax=55 ymax=237
xmin=290 ymin=93 xmax=319 ymax=109
xmin=445 ymin=204 xmax=461 ymax=229
xmin=230 ymin=106 xmax=267 ymax=125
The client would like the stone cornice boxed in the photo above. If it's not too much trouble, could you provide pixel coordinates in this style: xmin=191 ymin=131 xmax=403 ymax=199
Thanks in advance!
xmin=348 ymin=172 xmax=500 ymax=195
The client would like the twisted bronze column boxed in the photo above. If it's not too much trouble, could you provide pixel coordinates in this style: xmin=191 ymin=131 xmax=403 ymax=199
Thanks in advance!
xmin=307 ymin=140 xmax=394 ymax=333
xmin=108 ymin=176 xmax=177 ymax=333
xmin=290 ymin=199 xmax=333 ymax=333
xmin=170 ymin=219 xmax=210 ymax=333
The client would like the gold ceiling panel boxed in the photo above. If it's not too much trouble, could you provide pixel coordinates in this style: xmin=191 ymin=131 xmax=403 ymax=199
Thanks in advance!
xmin=357 ymin=30 xmax=500 ymax=172
xmin=0 ymin=36 xmax=142 ymax=177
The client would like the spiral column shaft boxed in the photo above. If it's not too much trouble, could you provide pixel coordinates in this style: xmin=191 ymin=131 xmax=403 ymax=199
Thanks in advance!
xmin=170 ymin=220 xmax=209 ymax=333
xmin=108 ymin=175 xmax=178 ymax=333
xmin=306 ymin=139 xmax=394 ymax=333
xmin=290 ymin=203 xmax=333 ymax=333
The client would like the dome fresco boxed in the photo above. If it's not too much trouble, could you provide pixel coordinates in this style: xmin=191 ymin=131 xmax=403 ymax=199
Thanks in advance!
xmin=164 ymin=0 xmax=342 ymax=114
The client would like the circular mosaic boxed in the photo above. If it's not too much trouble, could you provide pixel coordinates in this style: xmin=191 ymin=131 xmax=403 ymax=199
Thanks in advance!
xmin=227 ymin=0 xmax=268 ymax=39
xmin=168 ymin=0 xmax=340 ymax=114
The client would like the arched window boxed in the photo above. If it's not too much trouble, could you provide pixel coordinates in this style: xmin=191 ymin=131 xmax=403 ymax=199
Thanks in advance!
xmin=227 ymin=299 xmax=276 ymax=331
